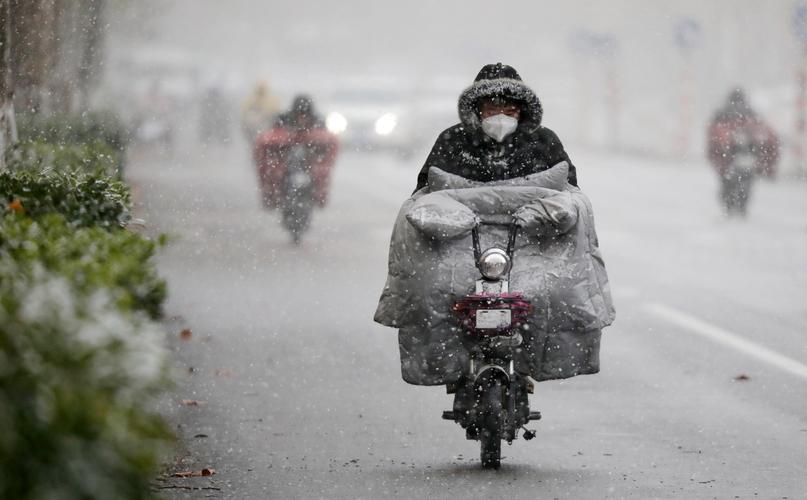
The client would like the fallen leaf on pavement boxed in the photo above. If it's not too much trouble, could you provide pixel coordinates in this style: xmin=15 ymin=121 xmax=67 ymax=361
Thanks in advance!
xmin=180 ymin=399 xmax=205 ymax=406
xmin=171 ymin=468 xmax=216 ymax=478
xmin=180 ymin=328 xmax=193 ymax=341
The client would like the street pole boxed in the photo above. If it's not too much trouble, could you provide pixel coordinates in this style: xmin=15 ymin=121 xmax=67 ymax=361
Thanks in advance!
xmin=569 ymin=32 xmax=595 ymax=148
xmin=596 ymin=34 xmax=620 ymax=152
xmin=792 ymin=3 xmax=807 ymax=178
xmin=677 ymin=56 xmax=695 ymax=156
xmin=605 ymin=56 xmax=620 ymax=151
xmin=77 ymin=0 xmax=106 ymax=112
xmin=674 ymin=17 xmax=702 ymax=158
xmin=569 ymin=31 xmax=619 ymax=151
xmin=795 ymin=55 xmax=807 ymax=177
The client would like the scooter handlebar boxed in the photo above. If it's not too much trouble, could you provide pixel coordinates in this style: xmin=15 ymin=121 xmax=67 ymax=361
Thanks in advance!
xmin=471 ymin=216 xmax=520 ymax=261
xmin=475 ymin=214 xmax=517 ymax=227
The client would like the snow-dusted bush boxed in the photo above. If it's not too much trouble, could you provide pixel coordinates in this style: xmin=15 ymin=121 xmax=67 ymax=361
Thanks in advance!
xmin=0 ymin=266 xmax=171 ymax=500
xmin=0 ymin=132 xmax=172 ymax=497
xmin=16 ymin=111 xmax=130 ymax=155
xmin=6 ymin=139 xmax=123 ymax=178
xmin=0 ymin=169 xmax=131 ymax=229
xmin=0 ymin=214 xmax=165 ymax=319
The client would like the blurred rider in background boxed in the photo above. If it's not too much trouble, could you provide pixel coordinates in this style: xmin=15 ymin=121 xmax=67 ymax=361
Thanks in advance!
xmin=135 ymin=79 xmax=175 ymax=152
xmin=241 ymin=81 xmax=281 ymax=143
xmin=253 ymin=95 xmax=339 ymax=210
xmin=199 ymin=86 xmax=231 ymax=145
xmin=707 ymin=88 xmax=779 ymax=216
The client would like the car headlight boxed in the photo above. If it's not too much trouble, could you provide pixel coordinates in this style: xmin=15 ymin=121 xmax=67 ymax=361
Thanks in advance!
xmin=374 ymin=112 xmax=397 ymax=136
xmin=326 ymin=112 xmax=347 ymax=134
xmin=478 ymin=248 xmax=511 ymax=280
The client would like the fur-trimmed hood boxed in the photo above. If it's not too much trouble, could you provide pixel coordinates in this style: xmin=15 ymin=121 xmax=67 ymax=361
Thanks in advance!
xmin=458 ymin=63 xmax=543 ymax=130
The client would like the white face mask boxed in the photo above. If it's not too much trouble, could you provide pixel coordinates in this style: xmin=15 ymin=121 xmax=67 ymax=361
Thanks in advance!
xmin=481 ymin=114 xmax=518 ymax=142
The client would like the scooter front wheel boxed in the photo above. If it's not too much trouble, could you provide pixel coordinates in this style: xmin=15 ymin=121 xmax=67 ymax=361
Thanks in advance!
xmin=479 ymin=379 xmax=504 ymax=469
xmin=281 ymin=190 xmax=313 ymax=243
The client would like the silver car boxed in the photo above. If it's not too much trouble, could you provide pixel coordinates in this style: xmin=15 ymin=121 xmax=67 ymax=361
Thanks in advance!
xmin=322 ymin=87 xmax=420 ymax=157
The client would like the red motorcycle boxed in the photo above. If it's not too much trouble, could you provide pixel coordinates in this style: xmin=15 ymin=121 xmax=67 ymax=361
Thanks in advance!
xmin=253 ymin=126 xmax=338 ymax=242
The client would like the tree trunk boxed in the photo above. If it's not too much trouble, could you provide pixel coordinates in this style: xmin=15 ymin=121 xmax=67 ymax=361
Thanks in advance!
xmin=0 ymin=0 xmax=17 ymax=170
xmin=5 ymin=1 xmax=107 ymax=118
xmin=77 ymin=0 xmax=106 ymax=110
xmin=10 ymin=0 xmax=61 ymax=114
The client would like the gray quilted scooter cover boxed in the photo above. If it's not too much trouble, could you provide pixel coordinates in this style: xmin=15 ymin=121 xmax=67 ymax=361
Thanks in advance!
xmin=374 ymin=162 xmax=615 ymax=385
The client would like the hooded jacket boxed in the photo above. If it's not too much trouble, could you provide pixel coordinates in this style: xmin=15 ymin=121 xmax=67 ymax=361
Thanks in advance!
xmin=414 ymin=63 xmax=577 ymax=192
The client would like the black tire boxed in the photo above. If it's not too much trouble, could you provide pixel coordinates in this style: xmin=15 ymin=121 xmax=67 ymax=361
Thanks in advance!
xmin=721 ymin=166 xmax=754 ymax=216
xmin=281 ymin=189 xmax=313 ymax=241
xmin=479 ymin=379 xmax=504 ymax=469
xmin=736 ymin=176 xmax=752 ymax=216
xmin=720 ymin=175 xmax=738 ymax=214
xmin=290 ymin=230 xmax=302 ymax=245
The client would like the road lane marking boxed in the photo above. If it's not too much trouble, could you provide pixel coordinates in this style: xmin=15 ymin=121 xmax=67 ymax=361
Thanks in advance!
xmin=644 ymin=302 xmax=807 ymax=380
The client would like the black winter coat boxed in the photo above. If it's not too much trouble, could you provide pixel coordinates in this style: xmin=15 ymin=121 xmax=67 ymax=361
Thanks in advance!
xmin=415 ymin=123 xmax=576 ymax=192
xmin=414 ymin=63 xmax=577 ymax=192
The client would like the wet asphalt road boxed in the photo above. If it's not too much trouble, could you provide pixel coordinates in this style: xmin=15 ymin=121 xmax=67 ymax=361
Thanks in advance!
xmin=133 ymin=142 xmax=807 ymax=499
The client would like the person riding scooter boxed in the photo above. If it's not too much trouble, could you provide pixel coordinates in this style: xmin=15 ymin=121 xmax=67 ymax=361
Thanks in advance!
xmin=414 ymin=62 xmax=577 ymax=192
xmin=241 ymin=81 xmax=281 ymax=143
xmin=707 ymin=88 xmax=779 ymax=216
xmin=375 ymin=63 xmax=614 ymax=468
xmin=199 ymin=86 xmax=231 ymax=145
xmin=253 ymin=95 xmax=338 ymax=210
xmin=253 ymin=95 xmax=339 ymax=242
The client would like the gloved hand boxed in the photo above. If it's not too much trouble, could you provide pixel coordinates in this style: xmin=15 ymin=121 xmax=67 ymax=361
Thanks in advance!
xmin=406 ymin=193 xmax=478 ymax=240
xmin=513 ymin=193 xmax=578 ymax=237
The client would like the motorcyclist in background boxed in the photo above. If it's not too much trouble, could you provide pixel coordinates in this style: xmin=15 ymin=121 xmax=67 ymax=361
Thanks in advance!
xmin=134 ymin=80 xmax=175 ymax=151
xmin=707 ymin=88 xmax=779 ymax=217
xmin=241 ymin=81 xmax=281 ymax=143
xmin=253 ymin=95 xmax=339 ymax=211
xmin=199 ymin=86 xmax=231 ymax=145
xmin=415 ymin=63 xmax=577 ymax=192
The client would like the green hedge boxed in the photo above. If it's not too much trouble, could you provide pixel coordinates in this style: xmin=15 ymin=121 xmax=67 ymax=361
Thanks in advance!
xmin=13 ymin=112 xmax=130 ymax=178
xmin=6 ymin=139 xmax=123 ymax=178
xmin=0 ymin=263 xmax=171 ymax=500
xmin=0 ymin=168 xmax=130 ymax=229
xmin=0 ymin=214 xmax=166 ymax=319
xmin=16 ymin=111 xmax=130 ymax=153
xmin=0 ymin=122 xmax=171 ymax=499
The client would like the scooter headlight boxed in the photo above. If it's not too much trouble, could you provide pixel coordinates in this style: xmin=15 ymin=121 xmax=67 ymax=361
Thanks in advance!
xmin=478 ymin=248 xmax=511 ymax=280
